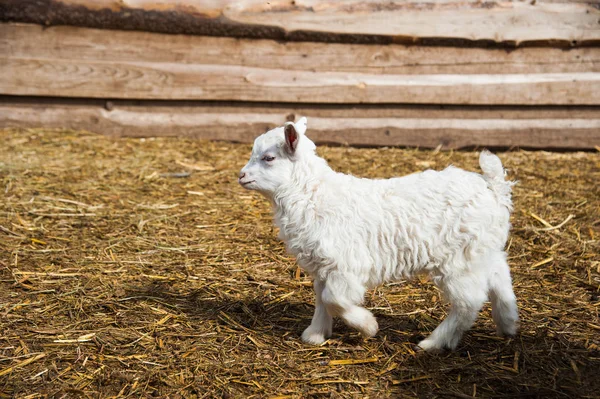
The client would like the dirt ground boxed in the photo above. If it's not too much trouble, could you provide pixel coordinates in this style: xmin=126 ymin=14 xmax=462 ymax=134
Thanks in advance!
xmin=1 ymin=128 xmax=599 ymax=398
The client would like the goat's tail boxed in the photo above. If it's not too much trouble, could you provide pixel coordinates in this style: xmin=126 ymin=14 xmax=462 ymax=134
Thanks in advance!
xmin=479 ymin=150 xmax=514 ymax=211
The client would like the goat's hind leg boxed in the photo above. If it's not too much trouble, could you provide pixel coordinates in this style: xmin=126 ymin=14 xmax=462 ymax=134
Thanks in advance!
xmin=321 ymin=271 xmax=378 ymax=339
xmin=418 ymin=270 xmax=487 ymax=351
xmin=488 ymin=251 xmax=519 ymax=337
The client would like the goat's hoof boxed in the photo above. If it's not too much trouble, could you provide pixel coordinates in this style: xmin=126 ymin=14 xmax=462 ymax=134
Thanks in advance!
xmin=412 ymin=343 xmax=425 ymax=353
xmin=301 ymin=327 xmax=328 ymax=345
xmin=416 ymin=338 xmax=446 ymax=352
xmin=496 ymin=325 xmax=518 ymax=338
xmin=359 ymin=320 xmax=379 ymax=339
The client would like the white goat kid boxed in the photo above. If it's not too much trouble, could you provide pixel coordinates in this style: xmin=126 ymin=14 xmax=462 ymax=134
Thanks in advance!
xmin=239 ymin=117 xmax=518 ymax=351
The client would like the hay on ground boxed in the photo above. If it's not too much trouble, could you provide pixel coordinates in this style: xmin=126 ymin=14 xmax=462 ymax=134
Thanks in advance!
xmin=0 ymin=128 xmax=599 ymax=398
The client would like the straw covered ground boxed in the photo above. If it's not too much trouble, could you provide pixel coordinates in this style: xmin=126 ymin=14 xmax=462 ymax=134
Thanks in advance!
xmin=1 ymin=128 xmax=599 ymax=399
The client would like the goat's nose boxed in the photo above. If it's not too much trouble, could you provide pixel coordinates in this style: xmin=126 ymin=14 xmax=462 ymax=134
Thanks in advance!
xmin=239 ymin=172 xmax=246 ymax=180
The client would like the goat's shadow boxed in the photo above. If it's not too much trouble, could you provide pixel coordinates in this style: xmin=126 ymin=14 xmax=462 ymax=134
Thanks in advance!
xmin=122 ymin=282 xmax=600 ymax=397
xmin=123 ymin=281 xmax=421 ymax=345
xmin=125 ymin=281 xmax=309 ymax=337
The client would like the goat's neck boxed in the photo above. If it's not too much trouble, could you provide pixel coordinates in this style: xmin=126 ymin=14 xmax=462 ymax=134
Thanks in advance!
xmin=272 ymin=155 xmax=332 ymax=215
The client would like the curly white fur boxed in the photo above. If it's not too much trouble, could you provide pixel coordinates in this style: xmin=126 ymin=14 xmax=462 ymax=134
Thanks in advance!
xmin=239 ymin=117 xmax=518 ymax=351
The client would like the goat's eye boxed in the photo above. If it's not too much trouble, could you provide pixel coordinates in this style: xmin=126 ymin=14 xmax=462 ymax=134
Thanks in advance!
xmin=262 ymin=155 xmax=275 ymax=162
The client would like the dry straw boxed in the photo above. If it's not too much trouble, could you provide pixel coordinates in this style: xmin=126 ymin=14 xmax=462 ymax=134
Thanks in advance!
xmin=0 ymin=128 xmax=598 ymax=398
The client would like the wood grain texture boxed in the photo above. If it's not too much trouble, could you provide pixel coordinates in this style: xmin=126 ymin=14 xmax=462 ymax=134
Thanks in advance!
xmin=223 ymin=0 xmax=600 ymax=44
xmin=2 ymin=99 xmax=599 ymax=150
xmin=3 ymin=24 xmax=599 ymax=74
xmin=1 ymin=0 xmax=598 ymax=45
xmin=2 ymin=24 xmax=599 ymax=105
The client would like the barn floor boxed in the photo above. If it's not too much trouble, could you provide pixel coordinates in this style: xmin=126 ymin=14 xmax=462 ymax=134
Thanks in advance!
xmin=1 ymin=128 xmax=599 ymax=399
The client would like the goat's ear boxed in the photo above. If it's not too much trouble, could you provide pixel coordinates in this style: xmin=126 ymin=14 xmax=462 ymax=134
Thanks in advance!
xmin=295 ymin=117 xmax=307 ymax=135
xmin=284 ymin=122 xmax=299 ymax=154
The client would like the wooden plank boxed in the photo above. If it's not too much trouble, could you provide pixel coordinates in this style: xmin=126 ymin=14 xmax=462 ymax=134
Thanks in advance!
xmin=1 ymin=99 xmax=599 ymax=150
xmin=1 ymin=0 xmax=598 ymax=46
xmin=224 ymin=0 xmax=600 ymax=44
xmin=3 ymin=24 xmax=599 ymax=75
xmin=4 ymin=57 xmax=599 ymax=105
xmin=1 ymin=24 xmax=599 ymax=105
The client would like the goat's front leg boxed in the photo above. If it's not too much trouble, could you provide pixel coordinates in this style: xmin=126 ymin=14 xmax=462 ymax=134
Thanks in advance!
xmin=301 ymin=279 xmax=333 ymax=345
xmin=321 ymin=271 xmax=378 ymax=339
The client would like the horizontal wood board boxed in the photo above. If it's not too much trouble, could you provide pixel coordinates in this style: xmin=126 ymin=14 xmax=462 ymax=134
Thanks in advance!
xmin=1 ymin=0 xmax=599 ymax=46
xmin=1 ymin=24 xmax=599 ymax=105
xmin=2 ymin=99 xmax=599 ymax=149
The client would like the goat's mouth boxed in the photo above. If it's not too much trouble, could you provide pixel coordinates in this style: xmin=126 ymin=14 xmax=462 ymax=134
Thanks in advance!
xmin=239 ymin=180 xmax=256 ymax=187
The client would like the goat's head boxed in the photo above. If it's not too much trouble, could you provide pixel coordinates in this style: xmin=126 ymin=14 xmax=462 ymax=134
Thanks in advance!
xmin=239 ymin=117 xmax=314 ymax=195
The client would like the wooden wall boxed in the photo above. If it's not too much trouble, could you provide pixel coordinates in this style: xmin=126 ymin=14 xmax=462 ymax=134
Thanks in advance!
xmin=1 ymin=0 xmax=599 ymax=149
